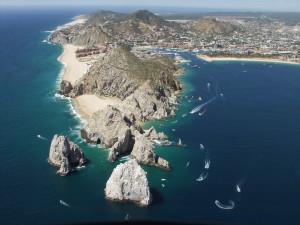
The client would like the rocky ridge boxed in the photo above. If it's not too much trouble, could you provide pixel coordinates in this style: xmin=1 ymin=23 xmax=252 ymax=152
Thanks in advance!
xmin=49 ymin=24 xmax=111 ymax=46
xmin=48 ymin=135 xmax=87 ymax=176
xmin=105 ymin=160 xmax=152 ymax=206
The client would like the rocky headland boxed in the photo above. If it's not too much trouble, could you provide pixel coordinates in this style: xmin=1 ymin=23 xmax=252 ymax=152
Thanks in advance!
xmin=49 ymin=10 xmax=183 ymax=170
xmin=105 ymin=160 xmax=152 ymax=207
xmin=48 ymin=135 xmax=87 ymax=176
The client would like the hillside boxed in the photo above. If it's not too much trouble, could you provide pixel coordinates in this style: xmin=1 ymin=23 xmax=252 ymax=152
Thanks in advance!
xmin=65 ymin=46 xmax=180 ymax=99
xmin=104 ymin=10 xmax=179 ymax=35
xmin=191 ymin=18 xmax=237 ymax=36
xmin=86 ymin=10 xmax=126 ymax=25
xmin=49 ymin=24 xmax=111 ymax=46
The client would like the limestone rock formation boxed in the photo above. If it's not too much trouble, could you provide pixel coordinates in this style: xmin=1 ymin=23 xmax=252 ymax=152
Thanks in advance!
xmin=119 ymin=82 xmax=176 ymax=122
xmin=48 ymin=135 xmax=87 ymax=176
xmin=130 ymin=134 xmax=170 ymax=170
xmin=105 ymin=160 xmax=152 ymax=207
xmin=81 ymin=105 xmax=133 ymax=148
xmin=144 ymin=126 xmax=167 ymax=141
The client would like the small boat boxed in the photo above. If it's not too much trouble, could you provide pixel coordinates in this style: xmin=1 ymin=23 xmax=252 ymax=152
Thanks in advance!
xmin=200 ymin=144 xmax=205 ymax=150
xmin=236 ymin=185 xmax=241 ymax=192
xmin=161 ymin=178 xmax=167 ymax=181
xmin=59 ymin=200 xmax=70 ymax=207
xmin=196 ymin=171 xmax=208 ymax=181
xmin=125 ymin=214 xmax=131 ymax=220
xmin=162 ymin=184 xmax=165 ymax=188
xmin=172 ymin=129 xmax=176 ymax=132
xmin=198 ymin=97 xmax=202 ymax=101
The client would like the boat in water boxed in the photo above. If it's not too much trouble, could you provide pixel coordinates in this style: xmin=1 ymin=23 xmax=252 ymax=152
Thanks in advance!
xmin=196 ymin=171 xmax=208 ymax=181
xmin=59 ymin=200 xmax=70 ymax=207
xmin=200 ymin=144 xmax=205 ymax=150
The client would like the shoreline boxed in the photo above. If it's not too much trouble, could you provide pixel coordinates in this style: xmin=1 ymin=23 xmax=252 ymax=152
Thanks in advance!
xmin=57 ymin=45 xmax=122 ymax=121
xmin=196 ymin=54 xmax=300 ymax=65
xmin=58 ymin=44 xmax=90 ymax=85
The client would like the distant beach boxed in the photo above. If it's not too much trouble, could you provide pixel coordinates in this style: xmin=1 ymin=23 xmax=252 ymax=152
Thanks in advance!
xmin=196 ymin=54 xmax=300 ymax=65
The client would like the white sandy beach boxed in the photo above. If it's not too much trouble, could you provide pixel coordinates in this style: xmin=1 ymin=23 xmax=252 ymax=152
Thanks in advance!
xmin=74 ymin=95 xmax=121 ymax=120
xmin=196 ymin=54 xmax=300 ymax=65
xmin=58 ymin=44 xmax=121 ymax=120
xmin=58 ymin=44 xmax=90 ymax=85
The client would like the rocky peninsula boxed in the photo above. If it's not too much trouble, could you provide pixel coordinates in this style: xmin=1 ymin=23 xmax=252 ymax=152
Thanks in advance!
xmin=49 ymin=10 xmax=183 ymax=170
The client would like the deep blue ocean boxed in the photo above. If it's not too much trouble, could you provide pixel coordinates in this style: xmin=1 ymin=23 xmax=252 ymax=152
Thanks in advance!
xmin=1 ymin=7 xmax=300 ymax=225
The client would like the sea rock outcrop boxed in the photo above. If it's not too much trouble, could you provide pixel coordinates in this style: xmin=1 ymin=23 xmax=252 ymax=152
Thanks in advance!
xmin=58 ymin=80 xmax=73 ymax=95
xmin=48 ymin=135 xmax=87 ymax=176
xmin=105 ymin=160 xmax=152 ymax=206
xmin=144 ymin=126 xmax=167 ymax=141
xmin=130 ymin=134 xmax=170 ymax=170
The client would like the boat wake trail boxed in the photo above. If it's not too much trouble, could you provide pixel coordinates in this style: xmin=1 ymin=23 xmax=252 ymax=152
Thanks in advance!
xmin=37 ymin=134 xmax=48 ymax=140
xmin=198 ymin=107 xmax=207 ymax=116
xmin=190 ymin=96 xmax=217 ymax=114
xmin=215 ymin=200 xmax=235 ymax=210
xmin=60 ymin=200 xmax=70 ymax=207
xmin=196 ymin=171 xmax=208 ymax=181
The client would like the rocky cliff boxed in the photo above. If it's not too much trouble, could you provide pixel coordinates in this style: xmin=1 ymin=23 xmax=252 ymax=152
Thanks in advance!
xmin=48 ymin=135 xmax=87 ymax=176
xmin=105 ymin=160 xmax=152 ymax=206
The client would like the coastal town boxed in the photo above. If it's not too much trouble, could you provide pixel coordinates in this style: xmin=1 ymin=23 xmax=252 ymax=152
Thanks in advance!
xmin=99 ymin=11 xmax=300 ymax=63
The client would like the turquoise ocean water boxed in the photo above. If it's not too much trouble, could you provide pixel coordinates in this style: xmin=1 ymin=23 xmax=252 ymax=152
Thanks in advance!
xmin=1 ymin=8 xmax=300 ymax=225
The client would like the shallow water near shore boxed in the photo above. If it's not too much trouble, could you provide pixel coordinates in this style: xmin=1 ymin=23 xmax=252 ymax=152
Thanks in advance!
xmin=1 ymin=8 xmax=300 ymax=225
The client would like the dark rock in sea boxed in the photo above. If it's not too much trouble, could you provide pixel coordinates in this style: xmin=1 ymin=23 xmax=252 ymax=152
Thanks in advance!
xmin=48 ymin=135 xmax=87 ymax=176
xmin=58 ymin=80 xmax=73 ymax=95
